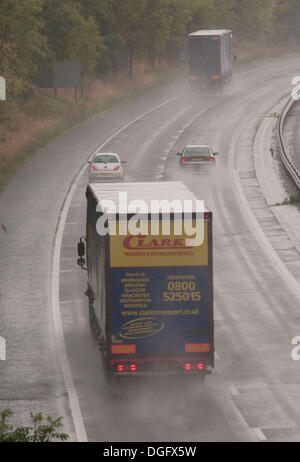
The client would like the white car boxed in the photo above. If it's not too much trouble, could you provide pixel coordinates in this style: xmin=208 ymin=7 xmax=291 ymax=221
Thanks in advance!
xmin=89 ymin=152 xmax=126 ymax=182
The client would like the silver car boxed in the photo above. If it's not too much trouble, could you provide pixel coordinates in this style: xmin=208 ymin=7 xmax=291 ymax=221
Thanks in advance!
xmin=177 ymin=145 xmax=219 ymax=166
xmin=88 ymin=152 xmax=126 ymax=182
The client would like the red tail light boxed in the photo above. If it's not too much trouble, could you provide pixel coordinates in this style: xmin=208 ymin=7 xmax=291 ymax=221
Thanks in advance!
xmin=92 ymin=165 xmax=98 ymax=171
xmin=181 ymin=158 xmax=187 ymax=162
xmin=115 ymin=363 xmax=136 ymax=372
xmin=114 ymin=165 xmax=120 ymax=171
xmin=208 ymin=157 xmax=215 ymax=162
xmin=185 ymin=363 xmax=192 ymax=371
xmin=197 ymin=363 xmax=204 ymax=371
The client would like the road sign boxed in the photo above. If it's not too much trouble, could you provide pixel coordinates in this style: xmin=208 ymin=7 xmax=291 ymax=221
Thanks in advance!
xmin=288 ymin=32 xmax=296 ymax=44
xmin=35 ymin=62 xmax=82 ymax=89
xmin=180 ymin=49 xmax=188 ymax=62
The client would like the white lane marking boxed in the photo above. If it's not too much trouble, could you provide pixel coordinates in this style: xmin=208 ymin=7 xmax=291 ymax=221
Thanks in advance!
xmin=235 ymin=57 xmax=300 ymax=77
xmin=228 ymin=103 xmax=300 ymax=302
xmin=51 ymin=172 xmax=88 ymax=442
xmin=159 ymin=111 xmax=219 ymax=179
xmin=88 ymin=98 xmax=177 ymax=161
xmin=65 ymin=222 xmax=80 ymax=225
xmin=253 ymin=427 xmax=267 ymax=441
xmin=229 ymin=385 xmax=240 ymax=396
xmin=60 ymin=269 xmax=73 ymax=273
xmin=52 ymin=97 xmax=178 ymax=441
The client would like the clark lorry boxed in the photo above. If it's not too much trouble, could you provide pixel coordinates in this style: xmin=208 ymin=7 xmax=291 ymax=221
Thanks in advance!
xmin=77 ymin=181 xmax=214 ymax=377
xmin=188 ymin=29 xmax=232 ymax=89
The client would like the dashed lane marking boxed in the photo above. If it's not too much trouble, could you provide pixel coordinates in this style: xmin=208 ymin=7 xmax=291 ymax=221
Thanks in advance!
xmin=229 ymin=385 xmax=240 ymax=396
xmin=253 ymin=427 xmax=267 ymax=441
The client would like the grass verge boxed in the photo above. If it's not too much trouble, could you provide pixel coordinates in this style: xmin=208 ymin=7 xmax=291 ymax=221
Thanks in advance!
xmin=0 ymin=64 xmax=180 ymax=191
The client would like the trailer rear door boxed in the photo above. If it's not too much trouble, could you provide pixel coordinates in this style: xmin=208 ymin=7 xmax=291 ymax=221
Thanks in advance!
xmin=189 ymin=37 xmax=219 ymax=78
xmin=108 ymin=217 xmax=213 ymax=372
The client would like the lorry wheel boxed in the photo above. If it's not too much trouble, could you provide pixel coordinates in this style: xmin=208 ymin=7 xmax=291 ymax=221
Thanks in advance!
xmin=88 ymin=300 xmax=104 ymax=351
xmin=88 ymin=304 xmax=98 ymax=347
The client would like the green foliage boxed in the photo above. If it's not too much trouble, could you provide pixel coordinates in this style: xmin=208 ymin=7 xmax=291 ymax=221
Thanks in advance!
xmin=232 ymin=0 xmax=278 ymax=39
xmin=0 ymin=0 xmax=299 ymax=104
xmin=113 ymin=0 xmax=148 ymax=76
xmin=141 ymin=0 xmax=171 ymax=66
xmin=76 ymin=0 xmax=126 ymax=75
xmin=66 ymin=14 xmax=106 ymax=77
xmin=165 ymin=0 xmax=193 ymax=60
xmin=0 ymin=409 xmax=69 ymax=442
xmin=42 ymin=0 xmax=105 ymax=76
xmin=0 ymin=0 xmax=51 ymax=100
xmin=275 ymin=0 xmax=300 ymax=39
xmin=41 ymin=0 xmax=79 ymax=62
xmin=189 ymin=0 xmax=236 ymax=32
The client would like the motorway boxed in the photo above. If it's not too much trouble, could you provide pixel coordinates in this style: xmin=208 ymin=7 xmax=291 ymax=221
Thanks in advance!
xmin=284 ymin=98 xmax=300 ymax=175
xmin=1 ymin=54 xmax=300 ymax=442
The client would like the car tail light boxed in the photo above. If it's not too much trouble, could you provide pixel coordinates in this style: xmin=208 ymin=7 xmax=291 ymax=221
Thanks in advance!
xmin=181 ymin=158 xmax=187 ymax=162
xmin=114 ymin=165 xmax=120 ymax=171
xmin=117 ymin=364 xmax=124 ymax=372
xmin=212 ymin=75 xmax=221 ymax=80
xmin=197 ymin=363 xmax=204 ymax=371
xmin=130 ymin=364 xmax=137 ymax=372
xmin=208 ymin=157 xmax=215 ymax=161
xmin=92 ymin=165 xmax=98 ymax=171
xmin=184 ymin=363 xmax=192 ymax=371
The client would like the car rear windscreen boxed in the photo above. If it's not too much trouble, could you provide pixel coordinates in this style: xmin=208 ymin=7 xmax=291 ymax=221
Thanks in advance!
xmin=184 ymin=147 xmax=211 ymax=157
xmin=94 ymin=155 xmax=118 ymax=163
